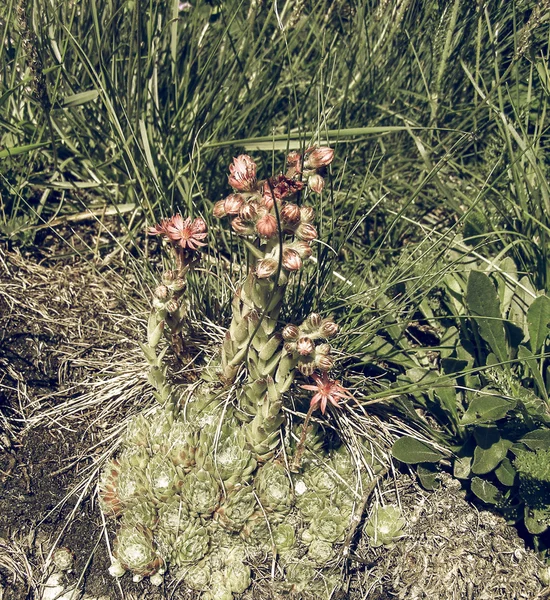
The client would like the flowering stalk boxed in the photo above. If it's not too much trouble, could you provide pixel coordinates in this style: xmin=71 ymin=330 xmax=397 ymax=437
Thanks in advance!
xmin=214 ymin=149 xmax=335 ymax=460
xmin=144 ymin=215 xmax=208 ymax=412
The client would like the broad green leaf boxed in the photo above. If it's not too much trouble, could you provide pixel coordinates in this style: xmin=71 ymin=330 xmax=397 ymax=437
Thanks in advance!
xmin=495 ymin=458 xmax=517 ymax=486
xmin=524 ymin=507 xmax=550 ymax=535
xmin=472 ymin=432 xmax=513 ymax=475
xmin=520 ymin=429 xmax=550 ymax=451
xmin=518 ymin=345 xmax=548 ymax=401
xmin=466 ymin=271 xmax=508 ymax=366
xmin=527 ymin=295 xmax=550 ymax=354
xmin=435 ymin=386 xmax=458 ymax=424
xmin=391 ymin=437 xmax=444 ymax=464
xmin=509 ymin=276 xmax=537 ymax=337
xmin=62 ymin=90 xmax=99 ymax=107
xmin=453 ymin=455 xmax=471 ymax=479
xmin=417 ymin=463 xmax=440 ymax=490
xmin=496 ymin=257 xmax=518 ymax=316
xmin=460 ymin=394 xmax=515 ymax=425
xmin=471 ymin=477 xmax=501 ymax=504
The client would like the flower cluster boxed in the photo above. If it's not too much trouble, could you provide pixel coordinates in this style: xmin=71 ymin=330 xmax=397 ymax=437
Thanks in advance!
xmin=213 ymin=148 xmax=334 ymax=279
xmin=149 ymin=215 xmax=207 ymax=251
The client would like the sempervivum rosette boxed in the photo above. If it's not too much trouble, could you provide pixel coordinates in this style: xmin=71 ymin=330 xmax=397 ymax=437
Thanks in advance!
xmin=156 ymin=495 xmax=189 ymax=532
xmin=202 ymin=570 xmax=233 ymax=600
xmin=273 ymin=522 xmax=297 ymax=557
xmin=307 ymin=539 xmax=334 ymax=566
xmin=116 ymin=461 xmax=150 ymax=507
xmin=215 ymin=485 xmax=257 ymax=532
xmin=240 ymin=510 xmax=273 ymax=550
xmin=225 ymin=560 xmax=252 ymax=594
xmin=156 ymin=517 xmax=210 ymax=567
xmin=182 ymin=559 xmax=211 ymax=591
xmin=302 ymin=506 xmax=347 ymax=544
xmin=147 ymin=408 xmax=173 ymax=453
xmin=210 ymin=430 xmax=257 ymax=490
xmin=98 ymin=459 xmax=122 ymax=516
xmin=114 ymin=524 xmax=163 ymax=579
xmin=121 ymin=500 xmax=158 ymax=530
xmin=146 ymin=454 xmax=183 ymax=503
xmin=124 ymin=413 xmax=151 ymax=447
xmin=166 ymin=420 xmax=197 ymax=472
xmin=303 ymin=464 xmax=339 ymax=498
xmin=254 ymin=461 xmax=293 ymax=518
xmin=181 ymin=468 xmax=221 ymax=517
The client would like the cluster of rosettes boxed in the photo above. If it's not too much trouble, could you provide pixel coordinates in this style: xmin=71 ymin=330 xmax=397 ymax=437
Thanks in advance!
xmin=100 ymin=404 xmax=372 ymax=598
xmin=213 ymin=148 xmax=334 ymax=279
xmin=282 ymin=312 xmax=339 ymax=376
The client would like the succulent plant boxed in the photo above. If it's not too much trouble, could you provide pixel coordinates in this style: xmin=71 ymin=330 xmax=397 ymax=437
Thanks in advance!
xmin=307 ymin=539 xmax=334 ymax=566
xmin=254 ymin=461 xmax=294 ymax=517
xmin=240 ymin=510 xmax=273 ymax=549
xmin=202 ymin=570 xmax=233 ymax=600
xmin=122 ymin=500 xmax=158 ymax=530
xmin=166 ymin=420 xmax=197 ymax=472
xmin=294 ymin=488 xmax=328 ymax=522
xmin=303 ymin=506 xmax=347 ymax=544
xmin=181 ymin=468 xmax=221 ymax=516
xmin=303 ymin=465 xmax=339 ymax=497
xmin=119 ymin=446 xmax=150 ymax=470
xmin=116 ymin=462 xmax=149 ymax=507
xmin=156 ymin=495 xmax=188 ymax=532
xmin=98 ymin=459 xmax=123 ymax=516
xmin=273 ymin=522 xmax=297 ymax=555
xmin=147 ymin=408 xmax=173 ymax=453
xmin=225 ymin=560 xmax=252 ymax=594
xmin=215 ymin=485 xmax=257 ymax=532
xmin=146 ymin=454 xmax=182 ymax=502
xmin=157 ymin=517 xmax=210 ymax=566
xmin=114 ymin=524 xmax=162 ymax=577
xmin=208 ymin=430 xmax=257 ymax=490
xmin=125 ymin=413 xmax=151 ymax=447
xmin=52 ymin=547 xmax=75 ymax=572
xmin=284 ymin=561 xmax=317 ymax=594
xmin=364 ymin=504 xmax=405 ymax=547
xmin=182 ymin=559 xmax=211 ymax=591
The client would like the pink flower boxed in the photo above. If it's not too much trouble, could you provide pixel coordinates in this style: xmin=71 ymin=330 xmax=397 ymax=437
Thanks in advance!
xmin=304 ymin=146 xmax=334 ymax=169
xmin=228 ymin=155 xmax=257 ymax=191
xmin=282 ymin=248 xmax=302 ymax=271
xmin=301 ymin=372 xmax=351 ymax=414
xmin=149 ymin=214 xmax=207 ymax=250
xmin=296 ymin=337 xmax=315 ymax=356
xmin=262 ymin=174 xmax=304 ymax=208
xmin=213 ymin=200 xmax=226 ymax=218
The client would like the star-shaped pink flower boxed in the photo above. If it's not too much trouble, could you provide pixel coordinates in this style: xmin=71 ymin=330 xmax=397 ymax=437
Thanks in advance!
xmin=149 ymin=215 xmax=207 ymax=251
xmin=301 ymin=372 xmax=352 ymax=414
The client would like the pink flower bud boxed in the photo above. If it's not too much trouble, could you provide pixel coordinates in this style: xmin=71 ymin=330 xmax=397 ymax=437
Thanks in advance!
xmin=320 ymin=319 xmax=339 ymax=337
xmin=292 ymin=241 xmax=313 ymax=259
xmin=315 ymin=355 xmax=334 ymax=372
xmin=166 ymin=299 xmax=179 ymax=313
xmin=239 ymin=202 xmax=258 ymax=222
xmin=256 ymin=214 xmax=278 ymax=238
xmin=286 ymin=151 xmax=302 ymax=169
xmin=224 ymin=194 xmax=244 ymax=215
xmin=231 ymin=217 xmax=254 ymax=235
xmin=193 ymin=217 xmax=207 ymax=234
xmin=228 ymin=155 xmax=257 ymax=192
xmin=308 ymin=313 xmax=322 ymax=327
xmin=300 ymin=206 xmax=315 ymax=223
xmin=280 ymin=203 xmax=301 ymax=225
xmin=316 ymin=343 xmax=331 ymax=356
xmin=284 ymin=341 xmax=297 ymax=353
xmin=304 ymin=146 xmax=334 ymax=169
xmin=296 ymin=222 xmax=317 ymax=242
xmin=308 ymin=174 xmax=325 ymax=194
xmin=298 ymin=360 xmax=316 ymax=377
xmin=282 ymin=324 xmax=300 ymax=341
xmin=296 ymin=337 xmax=315 ymax=356
xmin=256 ymin=258 xmax=278 ymax=279
xmin=213 ymin=200 xmax=226 ymax=218
xmin=155 ymin=285 xmax=169 ymax=300
xmin=282 ymin=248 xmax=302 ymax=271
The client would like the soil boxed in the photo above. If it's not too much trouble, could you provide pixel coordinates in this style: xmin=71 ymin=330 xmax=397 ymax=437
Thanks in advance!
xmin=1 ymin=248 xmax=549 ymax=600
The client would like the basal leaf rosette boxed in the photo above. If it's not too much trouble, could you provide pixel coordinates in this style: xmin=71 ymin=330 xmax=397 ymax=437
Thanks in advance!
xmin=273 ymin=521 xmax=297 ymax=557
xmin=303 ymin=464 xmax=340 ymax=498
xmin=146 ymin=454 xmax=183 ymax=503
xmin=98 ymin=459 xmax=123 ymax=516
xmin=166 ymin=420 xmax=197 ymax=472
xmin=113 ymin=524 xmax=163 ymax=578
xmin=254 ymin=461 xmax=294 ymax=518
xmin=209 ymin=430 xmax=257 ymax=490
xmin=225 ymin=560 xmax=252 ymax=594
xmin=307 ymin=539 xmax=334 ymax=566
xmin=181 ymin=468 xmax=221 ymax=517
xmin=240 ymin=510 xmax=273 ymax=550
xmin=364 ymin=505 xmax=405 ymax=547
xmin=156 ymin=517 xmax=210 ymax=567
xmin=147 ymin=408 xmax=173 ymax=453
xmin=156 ymin=495 xmax=189 ymax=532
xmin=182 ymin=559 xmax=211 ymax=591
xmin=302 ymin=506 xmax=347 ymax=544
xmin=124 ymin=413 xmax=151 ymax=447
xmin=121 ymin=500 xmax=158 ymax=530
xmin=202 ymin=571 xmax=233 ymax=600
xmin=214 ymin=485 xmax=258 ymax=532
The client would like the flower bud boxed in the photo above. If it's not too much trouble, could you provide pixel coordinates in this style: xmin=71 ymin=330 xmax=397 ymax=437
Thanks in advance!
xmin=286 ymin=151 xmax=302 ymax=169
xmin=293 ymin=241 xmax=313 ymax=259
xmin=298 ymin=360 xmax=315 ymax=376
xmin=166 ymin=299 xmax=179 ymax=314
xmin=320 ymin=319 xmax=339 ymax=337
xmin=308 ymin=313 xmax=322 ymax=328
xmin=315 ymin=354 xmax=334 ymax=372
xmin=224 ymin=194 xmax=244 ymax=215
xmin=280 ymin=203 xmax=301 ymax=224
xmin=231 ymin=217 xmax=254 ymax=235
xmin=296 ymin=222 xmax=317 ymax=241
xmin=171 ymin=278 xmax=186 ymax=292
xmin=256 ymin=214 xmax=278 ymax=238
xmin=284 ymin=341 xmax=297 ymax=353
xmin=296 ymin=337 xmax=315 ymax=356
xmin=228 ymin=155 xmax=257 ymax=192
xmin=300 ymin=206 xmax=315 ymax=223
xmin=316 ymin=343 xmax=331 ymax=356
xmin=308 ymin=174 xmax=325 ymax=194
xmin=256 ymin=258 xmax=278 ymax=279
xmin=239 ymin=202 xmax=258 ymax=222
xmin=282 ymin=324 xmax=300 ymax=341
xmin=213 ymin=200 xmax=227 ymax=218
xmin=193 ymin=217 xmax=207 ymax=233
xmin=304 ymin=146 xmax=334 ymax=169
xmin=154 ymin=285 xmax=169 ymax=300
xmin=282 ymin=248 xmax=302 ymax=271
xmin=162 ymin=270 xmax=177 ymax=283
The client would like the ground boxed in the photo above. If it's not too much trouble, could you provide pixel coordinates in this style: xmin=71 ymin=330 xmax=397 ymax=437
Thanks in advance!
xmin=1 ymin=247 xmax=549 ymax=600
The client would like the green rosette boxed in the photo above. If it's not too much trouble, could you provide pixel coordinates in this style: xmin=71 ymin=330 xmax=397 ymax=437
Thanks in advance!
xmin=167 ymin=420 xmax=197 ymax=472
xmin=254 ymin=461 xmax=293 ymax=517
xmin=215 ymin=485 xmax=257 ymax=532
xmin=181 ymin=468 xmax=221 ymax=517
xmin=114 ymin=524 xmax=162 ymax=577
xmin=146 ymin=454 xmax=182 ymax=503
xmin=156 ymin=517 xmax=210 ymax=567
xmin=303 ymin=506 xmax=348 ymax=544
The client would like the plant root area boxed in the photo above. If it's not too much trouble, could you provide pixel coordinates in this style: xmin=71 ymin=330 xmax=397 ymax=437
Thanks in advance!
xmin=0 ymin=249 xmax=548 ymax=600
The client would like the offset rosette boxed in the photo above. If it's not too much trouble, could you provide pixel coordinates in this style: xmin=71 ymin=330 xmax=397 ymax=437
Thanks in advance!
xmin=166 ymin=420 xmax=197 ymax=472
xmin=240 ymin=510 xmax=273 ymax=550
xmin=225 ymin=560 xmax=252 ymax=594
xmin=114 ymin=524 xmax=163 ymax=578
xmin=156 ymin=517 xmax=210 ymax=567
xmin=147 ymin=408 xmax=173 ymax=453
xmin=254 ymin=461 xmax=294 ymax=518
xmin=98 ymin=459 xmax=123 ymax=516
xmin=302 ymin=506 xmax=347 ymax=544
xmin=121 ymin=500 xmax=158 ymax=530
xmin=208 ymin=430 xmax=257 ymax=491
xmin=181 ymin=468 xmax=221 ymax=517
xmin=215 ymin=485 xmax=257 ymax=532
xmin=273 ymin=522 xmax=297 ymax=556
xmin=307 ymin=539 xmax=334 ymax=566
xmin=146 ymin=454 xmax=182 ymax=503
xmin=124 ymin=413 xmax=151 ymax=447
xmin=156 ymin=495 xmax=189 ymax=532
